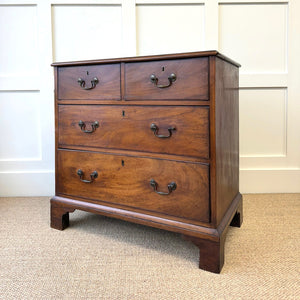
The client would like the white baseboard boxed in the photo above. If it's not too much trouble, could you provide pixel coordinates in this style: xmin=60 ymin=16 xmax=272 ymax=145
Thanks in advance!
xmin=240 ymin=169 xmax=300 ymax=193
xmin=0 ymin=171 xmax=55 ymax=197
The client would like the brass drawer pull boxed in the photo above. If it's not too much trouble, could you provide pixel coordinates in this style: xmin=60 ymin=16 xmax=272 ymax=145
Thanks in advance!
xmin=150 ymin=123 xmax=175 ymax=138
xmin=77 ymin=169 xmax=98 ymax=183
xmin=150 ymin=179 xmax=177 ymax=195
xmin=150 ymin=73 xmax=176 ymax=88
xmin=77 ymin=77 xmax=99 ymax=90
xmin=78 ymin=120 xmax=99 ymax=133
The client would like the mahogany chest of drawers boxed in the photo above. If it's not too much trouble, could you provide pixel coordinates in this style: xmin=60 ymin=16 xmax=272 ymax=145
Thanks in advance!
xmin=51 ymin=51 xmax=243 ymax=273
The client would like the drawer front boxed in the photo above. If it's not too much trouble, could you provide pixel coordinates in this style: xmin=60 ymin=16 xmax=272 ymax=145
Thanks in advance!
xmin=57 ymin=64 xmax=121 ymax=100
xmin=125 ymin=58 xmax=209 ymax=100
xmin=57 ymin=150 xmax=210 ymax=223
xmin=58 ymin=105 xmax=209 ymax=159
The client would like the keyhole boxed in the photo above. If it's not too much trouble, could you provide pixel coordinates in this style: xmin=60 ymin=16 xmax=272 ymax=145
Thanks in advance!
xmin=121 ymin=160 xmax=125 ymax=166
xmin=122 ymin=110 xmax=125 ymax=117
xmin=86 ymin=71 xmax=89 ymax=75
xmin=162 ymin=66 xmax=165 ymax=72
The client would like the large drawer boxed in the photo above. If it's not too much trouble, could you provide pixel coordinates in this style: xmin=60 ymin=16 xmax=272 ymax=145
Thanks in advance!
xmin=125 ymin=58 xmax=209 ymax=100
xmin=58 ymin=105 xmax=209 ymax=159
xmin=57 ymin=64 xmax=121 ymax=100
xmin=57 ymin=150 xmax=210 ymax=222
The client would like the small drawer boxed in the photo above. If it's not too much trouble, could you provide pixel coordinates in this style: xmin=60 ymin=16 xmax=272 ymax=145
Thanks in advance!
xmin=58 ymin=105 xmax=209 ymax=159
xmin=57 ymin=64 xmax=121 ymax=100
xmin=57 ymin=150 xmax=210 ymax=223
xmin=125 ymin=58 xmax=209 ymax=100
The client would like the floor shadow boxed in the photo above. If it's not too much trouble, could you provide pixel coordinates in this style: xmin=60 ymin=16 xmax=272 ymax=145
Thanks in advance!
xmin=68 ymin=209 xmax=199 ymax=266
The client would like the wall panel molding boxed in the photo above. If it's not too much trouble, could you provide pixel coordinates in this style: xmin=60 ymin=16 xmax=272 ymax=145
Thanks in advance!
xmin=239 ymin=88 xmax=287 ymax=158
xmin=52 ymin=4 xmax=123 ymax=61
xmin=0 ymin=0 xmax=299 ymax=195
xmin=136 ymin=3 xmax=205 ymax=55
xmin=0 ymin=4 xmax=39 ymax=87
xmin=239 ymin=74 xmax=288 ymax=88
xmin=0 ymin=1 xmax=54 ymax=196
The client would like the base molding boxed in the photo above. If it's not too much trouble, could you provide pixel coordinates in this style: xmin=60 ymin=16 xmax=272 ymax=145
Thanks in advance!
xmin=240 ymin=169 xmax=300 ymax=193
xmin=50 ymin=193 xmax=242 ymax=273
xmin=0 ymin=171 xmax=54 ymax=197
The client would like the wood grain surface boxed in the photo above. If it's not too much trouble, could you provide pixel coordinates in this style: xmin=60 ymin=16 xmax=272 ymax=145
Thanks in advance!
xmin=125 ymin=58 xmax=209 ymax=100
xmin=52 ymin=51 xmax=241 ymax=273
xmin=58 ymin=64 xmax=121 ymax=100
xmin=58 ymin=105 xmax=209 ymax=158
xmin=56 ymin=149 xmax=210 ymax=223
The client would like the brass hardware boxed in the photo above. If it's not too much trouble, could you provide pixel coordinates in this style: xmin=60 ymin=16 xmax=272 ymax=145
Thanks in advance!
xmin=150 ymin=123 xmax=175 ymax=138
xmin=150 ymin=73 xmax=176 ymax=88
xmin=150 ymin=179 xmax=177 ymax=195
xmin=77 ymin=169 xmax=98 ymax=183
xmin=77 ymin=77 xmax=99 ymax=90
xmin=78 ymin=120 xmax=99 ymax=133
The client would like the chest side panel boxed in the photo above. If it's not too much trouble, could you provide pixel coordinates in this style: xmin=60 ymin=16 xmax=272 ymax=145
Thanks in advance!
xmin=215 ymin=57 xmax=240 ymax=225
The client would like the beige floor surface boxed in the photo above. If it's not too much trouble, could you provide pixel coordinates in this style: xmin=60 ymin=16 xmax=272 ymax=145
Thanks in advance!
xmin=0 ymin=194 xmax=299 ymax=299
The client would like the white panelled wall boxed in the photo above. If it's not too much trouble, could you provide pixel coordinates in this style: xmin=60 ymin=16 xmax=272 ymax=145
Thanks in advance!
xmin=0 ymin=0 xmax=299 ymax=195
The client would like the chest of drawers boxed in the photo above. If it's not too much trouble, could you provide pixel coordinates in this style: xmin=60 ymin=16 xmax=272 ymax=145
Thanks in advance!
xmin=51 ymin=51 xmax=243 ymax=273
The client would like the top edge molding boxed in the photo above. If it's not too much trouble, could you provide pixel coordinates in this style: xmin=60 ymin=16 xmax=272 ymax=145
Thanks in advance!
xmin=51 ymin=51 xmax=241 ymax=68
